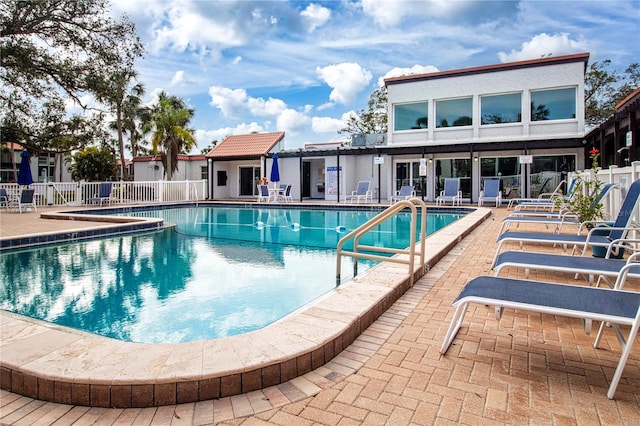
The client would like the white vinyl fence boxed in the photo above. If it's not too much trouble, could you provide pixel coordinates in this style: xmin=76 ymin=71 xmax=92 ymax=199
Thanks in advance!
xmin=0 ymin=180 xmax=207 ymax=207
xmin=570 ymin=161 xmax=640 ymax=224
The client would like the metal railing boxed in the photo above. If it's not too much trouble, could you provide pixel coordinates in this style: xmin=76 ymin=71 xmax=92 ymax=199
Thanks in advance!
xmin=0 ymin=180 xmax=207 ymax=207
xmin=336 ymin=198 xmax=427 ymax=286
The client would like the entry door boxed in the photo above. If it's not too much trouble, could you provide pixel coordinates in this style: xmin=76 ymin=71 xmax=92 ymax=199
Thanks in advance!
xmin=239 ymin=166 xmax=260 ymax=196
xmin=302 ymin=162 xmax=311 ymax=198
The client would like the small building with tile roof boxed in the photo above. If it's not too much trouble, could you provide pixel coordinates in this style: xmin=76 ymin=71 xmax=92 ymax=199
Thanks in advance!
xmin=205 ymin=132 xmax=286 ymax=199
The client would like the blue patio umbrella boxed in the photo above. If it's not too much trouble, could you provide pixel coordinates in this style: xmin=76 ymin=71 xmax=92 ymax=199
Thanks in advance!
xmin=18 ymin=150 xmax=34 ymax=186
xmin=270 ymin=153 xmax=280 ymax=183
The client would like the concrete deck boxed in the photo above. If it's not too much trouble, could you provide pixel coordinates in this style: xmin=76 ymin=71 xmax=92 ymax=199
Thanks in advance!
xmin=1 ymin=204 xmax=639 ymax=424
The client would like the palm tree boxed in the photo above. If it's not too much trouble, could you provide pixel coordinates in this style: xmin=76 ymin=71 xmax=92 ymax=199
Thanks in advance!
xmin=148 ymin=92 xmax=196 ymax=181
xmin=109 ymin=81 xmax=147 ymax=179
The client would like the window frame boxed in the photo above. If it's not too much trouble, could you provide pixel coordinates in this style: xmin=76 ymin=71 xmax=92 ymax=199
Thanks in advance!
xmin=435 ymin=96 xmax=473 ymax=128
xmin=530 ymin=87 xmax=577 ymax=122
xmin=393 ymin=101 xmax=429 ymax=131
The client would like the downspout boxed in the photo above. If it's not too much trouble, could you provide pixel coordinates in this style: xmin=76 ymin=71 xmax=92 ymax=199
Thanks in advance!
xmin=337 ymin=148 xmax=341 ymax=202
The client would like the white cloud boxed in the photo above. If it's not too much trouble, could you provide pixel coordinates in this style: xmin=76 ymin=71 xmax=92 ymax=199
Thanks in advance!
xmin=497 ymin=33 xmax=589 ymax=63
xmin=316 ymin=63 xmax=372 ymax=105
xmin=171 ymin=70 xmax=185 ymax=85
xmin=316 ymin=102 xmax=334 ymax=111
xmin=277 ymin=109 xmax=310 ymax=136
xmin=361 ymin=0 xmax=470 ymax=27
xmin=247 ymin=97 xmax=287 ymax=117
xmin=311 ymin=114 xmax=347 ymax=133
xmin=300 ymin=4 xmax=331 ymax=32
xmin=379 ymin=65 xmax=440 ymax=86
xmin=208 ymin=86 xmax=248 ymax=119
xmin=151 ymin=2 xmax=248 ymax=56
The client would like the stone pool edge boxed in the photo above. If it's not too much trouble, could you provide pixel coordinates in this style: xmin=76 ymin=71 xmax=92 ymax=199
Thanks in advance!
xmin=0 ymin=208 xmax=491 ymax=408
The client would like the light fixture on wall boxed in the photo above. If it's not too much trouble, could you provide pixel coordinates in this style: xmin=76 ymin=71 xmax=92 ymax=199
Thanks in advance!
xmin=474 ymin=156 xmax=478 ymax=162
xmin=428 ymin=157 xmax=433 ymax=164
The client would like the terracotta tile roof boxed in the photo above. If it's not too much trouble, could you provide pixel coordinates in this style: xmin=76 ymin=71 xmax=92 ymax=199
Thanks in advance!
xmin=206 ymin=132 xmax=285 ymax=159
xmin=1 ymin=142 xmax=25 ymax=151
xmin=615 ymin=87 xmax=640 ymax=110
xmin=385 ymin=52 xmax=590 ymax=85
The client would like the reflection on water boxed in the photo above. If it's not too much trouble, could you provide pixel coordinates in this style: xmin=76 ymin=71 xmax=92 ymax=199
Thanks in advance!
xmin=1 ymin=207 xmax=462 ymax=343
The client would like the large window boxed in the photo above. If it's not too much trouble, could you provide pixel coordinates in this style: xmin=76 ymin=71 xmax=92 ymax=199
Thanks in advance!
xmin=530 ymin=87 xmax=576 ymax=121
xmin=480 ymin=157 xmax=521 ymax=199
xmin=394 ymin=102 xmax=428 ymax=131
xmin=435 ymin=97 xmax=472 ymax=128
xmin=481 ymin=93 xmax=522 ymax=125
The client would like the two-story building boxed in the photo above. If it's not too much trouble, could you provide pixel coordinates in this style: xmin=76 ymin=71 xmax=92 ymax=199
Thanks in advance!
xmin=382 ymin=52 xmax=589 ymax=202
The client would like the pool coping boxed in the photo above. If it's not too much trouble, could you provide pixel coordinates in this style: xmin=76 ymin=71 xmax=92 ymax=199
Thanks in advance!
xmin=0 ymin=206 xmax=491 ymax=408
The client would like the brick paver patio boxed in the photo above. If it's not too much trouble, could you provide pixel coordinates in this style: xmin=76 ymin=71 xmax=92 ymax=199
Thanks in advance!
xmin=1 ymin=206 xmax=638 ymax=424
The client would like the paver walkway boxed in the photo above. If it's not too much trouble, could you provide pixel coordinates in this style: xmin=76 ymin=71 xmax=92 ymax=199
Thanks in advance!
xmin=1 ymin=206 xmax=639 ymax=424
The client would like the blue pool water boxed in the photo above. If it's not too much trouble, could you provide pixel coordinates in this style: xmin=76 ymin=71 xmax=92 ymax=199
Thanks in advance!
xmin=0 ymin=206 xmax=463 ymax=343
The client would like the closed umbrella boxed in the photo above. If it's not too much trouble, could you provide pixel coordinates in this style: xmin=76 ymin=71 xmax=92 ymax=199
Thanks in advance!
xmin=270 ymin=153 xmax=280 ymax=184
xmin=18 ymin=150 xmax=34 ymax=186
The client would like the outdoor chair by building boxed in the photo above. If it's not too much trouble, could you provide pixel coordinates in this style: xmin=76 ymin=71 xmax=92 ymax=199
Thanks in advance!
xmin=257 ymin=184 xmax=275 ymax=203
xmin=390 ymin=185 xmax=415 ymax=203
xmin=478 ymin=179 xmax=502 ymax=207
xmin=88 ymin=182 xmax=113 ymax=206
xmin=9 ymin=188 xmax=37 ymax=213
xmin=345 ymin=181 xmax=372 ymax=204
xmin=436 ymin=178 xmax=462 ymax=206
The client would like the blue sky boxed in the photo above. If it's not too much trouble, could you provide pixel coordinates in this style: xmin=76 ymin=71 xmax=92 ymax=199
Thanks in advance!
xmin=109 ymin=0 xmax=640 ymax=153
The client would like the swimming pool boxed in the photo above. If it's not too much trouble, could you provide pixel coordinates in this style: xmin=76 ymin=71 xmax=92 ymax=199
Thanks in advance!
xmin=0 ymin=206 xmax=463 ymax=343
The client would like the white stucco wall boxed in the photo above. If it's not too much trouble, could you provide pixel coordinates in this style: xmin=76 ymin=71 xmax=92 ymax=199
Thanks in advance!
xmin=387 ymin=60 xmax=586 ymax=146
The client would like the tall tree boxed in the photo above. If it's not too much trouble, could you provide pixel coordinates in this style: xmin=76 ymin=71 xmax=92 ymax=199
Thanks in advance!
xmin=585 ymin=60 xmax=639 ymax=127
xmin=103 ymin=74 xmax=146 ymax=180
xmin=0 ymin=0 xmax=143 ymax=155
xmin=339 ymin=86 xmax=388 ymax=136
xmin=148 ymin=92 xmax=196 ymax=181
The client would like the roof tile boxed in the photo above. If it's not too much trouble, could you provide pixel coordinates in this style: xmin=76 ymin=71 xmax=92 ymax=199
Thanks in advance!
xmin=206 ymin=132 xmax=285 ymax=158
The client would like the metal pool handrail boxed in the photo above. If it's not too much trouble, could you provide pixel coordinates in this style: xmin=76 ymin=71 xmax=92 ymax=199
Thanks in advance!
xmin=336 ymin=198 xmax=427 ymax=286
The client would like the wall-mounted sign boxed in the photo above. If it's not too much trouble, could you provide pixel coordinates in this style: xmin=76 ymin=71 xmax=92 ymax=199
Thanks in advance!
xmin=519 ymin=155 xmax=533 ymax=164
xmin=626 ymin=131 xmax=633 ymax=147
xmin=373 ymin=156 xmax=384 ymax=165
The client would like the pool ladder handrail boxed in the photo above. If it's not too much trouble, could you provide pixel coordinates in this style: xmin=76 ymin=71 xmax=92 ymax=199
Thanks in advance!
xmin=336 ymin=198 xmax=427 ymax=286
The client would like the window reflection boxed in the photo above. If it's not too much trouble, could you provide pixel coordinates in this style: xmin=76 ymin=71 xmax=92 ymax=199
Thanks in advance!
xmin=436 ymin=97 xmax=472 ymax=128
xmin=481 ymin=93 xmax=522 ymax=125
xmin=394 ymin=102 xmax=428 ymax=131
xmin=530 ymin=87 xmax=576 ymax=121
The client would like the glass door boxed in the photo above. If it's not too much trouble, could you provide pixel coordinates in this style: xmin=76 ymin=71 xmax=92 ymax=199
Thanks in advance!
xmin=239 ymin=166 xmax=260 ymax=196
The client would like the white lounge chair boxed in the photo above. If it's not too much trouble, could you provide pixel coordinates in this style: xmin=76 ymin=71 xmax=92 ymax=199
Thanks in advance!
xmin=493 ymin=179 xmax=640 ymax=265
xmin=436 ymin=178 xmax=462 ymax=206
xmin=478 ymin=179 xmax=502 ymax=207
xmin=494 ymin=241 xmax=640 ymax=286
xmin=507 ymin=178 xmax=577 ymax=210
xmin=390 ymin=185 xmax=415 ymax=203
xmin=440 ymin=275 xmax=640 ymax=399
xmin=345 ymin=181 xmax=372 ymax=204
xmin=497 ymin=183 xmax=617 ymax=235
